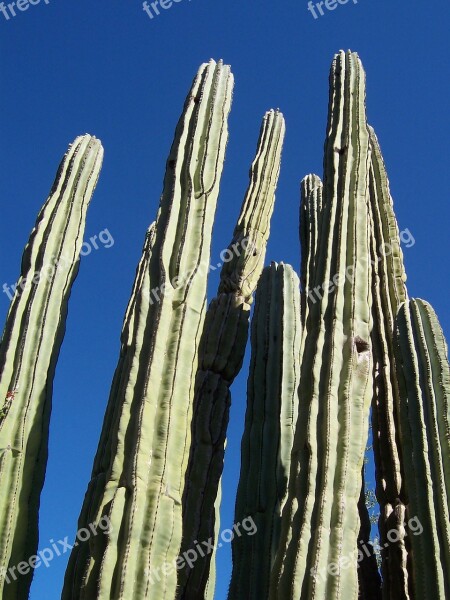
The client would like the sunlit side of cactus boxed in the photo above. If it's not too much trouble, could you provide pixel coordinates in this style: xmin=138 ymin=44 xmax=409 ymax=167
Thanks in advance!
xmin=62 ymin=60 xmax=234 ymax=600
xmin=269 ymin=50 xmax=373 ymax=600
xmin=0 ymin=135 xmax=103 ymax=599
xmin=394 ymin=298 xmax=450 ymax=599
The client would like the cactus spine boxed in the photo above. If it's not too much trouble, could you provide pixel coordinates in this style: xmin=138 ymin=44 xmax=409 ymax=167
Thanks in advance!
xmin=394 ymin=299 xmax=450 ymax=599
xmin=0 ymin=135 xmax=103 ymax=599
xmin=178 ymin=109 xmax=285 ymax=600
xmin=228 ymin=262 xmax=301 ymax=600
xmin=269 ymin=50 xmax=373 ymax=600
xmin=62 ymin=60 xmax=234 ymax=600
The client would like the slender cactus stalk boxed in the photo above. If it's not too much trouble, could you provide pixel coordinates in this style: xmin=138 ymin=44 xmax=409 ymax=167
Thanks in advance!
xmin=62 ymin=59 xmax=234 ymax=600
xmin=228 ymin=262 xmax=301 ymax=600
xmin=394 ymin=299 xmax=450 ymax=600
xmin=62 ymin=222 xmax=156 ymax=597
xmin=299 ymin=174 xmax=323 ymax=326
xmin=0 ymin=135 xmax=103 ymax=599
xmin=269 ymin=50 xmax=373 ymax=600
xmin=178 ymin=109 xmax=285 ymax=600
xmin=366 ymin=126 xmax=410 ymax=599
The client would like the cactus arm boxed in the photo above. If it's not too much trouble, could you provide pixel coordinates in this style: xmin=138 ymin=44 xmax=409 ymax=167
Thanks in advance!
xmin=269 ymin=50 xmax=373 ymax=600
xmin=0 ymin=135 xmax=103 ymax=599
xmin=299 ymin=174 xmax=323 ymax=321
xmin=228 ymin=262 xmax=301 ymax=600
xmin=177 ymin=109 xmax=285 ymax=599
xmin=62 ymin=60 xmax=233 ymax=600
xmin=366 ymin=126 xmax=410 ymax=599
xmin=394 ymin=299 xmax=450 ymax=599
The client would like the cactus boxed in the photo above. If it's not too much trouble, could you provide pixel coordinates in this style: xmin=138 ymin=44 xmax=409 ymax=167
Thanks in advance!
xmin=393 ymin=299 xmax=450 ymax=599
xmin=299 ymin=174 xmax=323 ymax=327
xmin=269 ymin=50 xmax=373 ymax=600
xmin=178 ymin=109 xmax=285 ymax=600
xmin=0 ymin=135 xmax=103 ymax=599
xmin=366 ymin=126 xmax=410 ymax=599
xmin=62 ymin=59 xmax=234 ymax=600
xmin=228 ymin=261 xmax=301 ymax=600
xmin=62 ymin=221 xmax=156 ymax=597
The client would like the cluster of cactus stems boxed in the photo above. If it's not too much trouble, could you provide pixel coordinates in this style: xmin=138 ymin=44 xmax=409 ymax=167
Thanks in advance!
xmin=178 ymin=108 xmax=285 ymax=600
xmin=0 ymin=135 xmax=103 ymax=600
xmin=0 ymin=49 xmax=448 ymax=600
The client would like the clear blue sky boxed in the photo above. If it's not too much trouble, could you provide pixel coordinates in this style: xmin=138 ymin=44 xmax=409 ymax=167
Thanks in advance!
xmin=1 ymin=1 xmax=449 ymax=598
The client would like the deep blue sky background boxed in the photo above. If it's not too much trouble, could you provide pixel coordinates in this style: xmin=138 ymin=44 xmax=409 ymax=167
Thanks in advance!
xmin=1 ymin=1 xmax=449 ymax=598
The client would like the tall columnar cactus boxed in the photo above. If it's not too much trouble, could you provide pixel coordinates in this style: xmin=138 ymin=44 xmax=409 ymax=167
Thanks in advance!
xmin=178 ymin=109 xmax=285 ymax=600
xmin=62 ymin=59 xmax=234 ymax=600
xmin=0 ymin=135 xmax=103 ymax=599
xmin=299 ymin=174 xmax=323 ymax=327
xmin=228 ymin=262 xmax=301 ymax=600
xmin=269 ymin=50 xmax=373 ymax=600
xmin=366 ymin=126 xmax=409 ymax=599
xmin=394 ymin=299 xmax=450 ymax=599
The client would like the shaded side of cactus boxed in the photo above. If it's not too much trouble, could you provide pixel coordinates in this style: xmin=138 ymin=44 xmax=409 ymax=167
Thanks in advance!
xmin=269 ymin=50 xmax=373 ymax=600
xmin=62 ymin=60 xmax=234 ymax=600
xmin=394 ymin=299 xmax=450 ymax=600
xmin=0 ymin=135 xmax=103 ymax=599
xmin=228 ymin=262 xmax=301 ymax=600
xmin=366 ymin=126 xmax=409 ymax=599
xmin=178 ymin=109 xmax=285 ymax=600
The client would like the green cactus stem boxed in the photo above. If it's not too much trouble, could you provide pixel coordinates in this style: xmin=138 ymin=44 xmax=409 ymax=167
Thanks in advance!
xmin=62 ymin=59 xmax=234 ymax=600
xmin=299 ymin=174 xmax=323 ymax=325
xmin=0 ymin=135 xmax=103 ymax=599
xmin=394 ymin=299 xmax=450 ymax=599
xmin=228 ymin=261 xmax=301 ymax=600
xmin=366 ymin=126 xmax=410 ymax=599
xmin=269 ymin=50 xmax=373 ymax=600
xmin=178 ymin=109 xmax=285 ymax=600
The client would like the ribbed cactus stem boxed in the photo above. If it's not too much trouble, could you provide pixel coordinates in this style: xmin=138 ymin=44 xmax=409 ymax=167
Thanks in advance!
xmin=62 ymin=59 xmax=233 ymax=600
xmin=394 ymin=299 xmax=450 ymax=599
xmin=178 ymin=109 xmax=285 ymax=600
xmin=0 ymin=135 xmax=103 ymax=599
xmin=228 ymin=262 xmax=301 ymax=600
xmin=62 ymin=222 xmax=156 ymax=596
xmin=300 ymin=174 xmax=323 ymax=324
xmin=367 ymin=126 xmax=409 ymax=599
xmin=270 ymin=50 xmax=373 ymax=600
